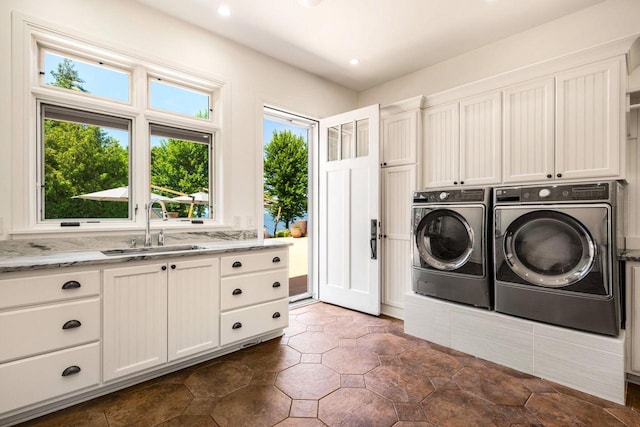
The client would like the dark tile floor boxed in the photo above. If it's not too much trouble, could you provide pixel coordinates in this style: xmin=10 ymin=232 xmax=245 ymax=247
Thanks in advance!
xmin=20 ymin=302 xmax=640 ymax=426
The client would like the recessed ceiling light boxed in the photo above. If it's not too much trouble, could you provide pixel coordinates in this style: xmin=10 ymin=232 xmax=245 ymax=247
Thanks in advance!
xmin=298 ymin=0 xmax=323 ymax=7
xmin=349 ymin=58 xmax=360 ymax=66
xmin=217 ymin=4 xmax=231 ymax=17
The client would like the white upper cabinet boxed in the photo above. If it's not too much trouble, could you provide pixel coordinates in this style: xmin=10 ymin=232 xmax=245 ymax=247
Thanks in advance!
xmin=555 ymin=56 xmax=622 ymax=180
xmin=381 ymin=110 xmax=418 ymax=167
xmin=459 ymin=92 xmax=502 ymax=186
xmin=423 ymin=93 xmax=501 ymax=188
xmin=423 ymin=103 xmax=459 ymax=187
xmin=503 ymin=77 xmax=555 ymax=183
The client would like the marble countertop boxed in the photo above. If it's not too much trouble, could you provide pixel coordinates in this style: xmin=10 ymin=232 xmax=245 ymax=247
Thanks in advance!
xmin=0 ymin=231 xmax=292 ymax=273
xmin=619 ymin=250 xmax=640 ymax=262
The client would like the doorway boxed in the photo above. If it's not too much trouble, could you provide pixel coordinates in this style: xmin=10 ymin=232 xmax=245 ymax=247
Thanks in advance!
xmin=263 ymin=107 xmax=316 ymax=303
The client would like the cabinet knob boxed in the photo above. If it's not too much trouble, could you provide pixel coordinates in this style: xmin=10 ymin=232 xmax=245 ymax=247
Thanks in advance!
xmin=232 ymin=288 xmax=243 ymax=295
xmin=162 ymin=265 xmax=167 ymax=271
xmin=232 ymin=322 xmax=243 ymax=330
xmin=171 ymin=264 xmax=176 ymax=270
xmin=61 ymin=366 xmax=81 ymax=377
xmin=453 ymin=181 xmax=458 ymax=185
xmin=272 ymin=281 xmax=281 ymax=288
xmin=272 ymin=312 xmax=281 ymax=319
xmin=232 ymin=261 xmax=242 ymax=268
xmin=547 ymin=174 xmax=553 ymax=179
xmin=61 ymin=280 xmax=81 ymax=290
xmin=272 ymin=256 xmax=281 ymax=263
xmin=383 ymin=235 xmax=387 ymax=238
xmin=556 ymin=173 xmax=562 ymax=178
xmin=383 ymin=162 xmax=387 ymax=166
xmin=62 ymin=320 xmax=82 ymax=330
xmin=460 ymin=181 xmax=464 ymax=185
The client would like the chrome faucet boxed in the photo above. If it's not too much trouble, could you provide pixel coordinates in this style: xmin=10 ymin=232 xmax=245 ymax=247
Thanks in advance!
xmin=145 ymin=198 xmax=167 ymax=247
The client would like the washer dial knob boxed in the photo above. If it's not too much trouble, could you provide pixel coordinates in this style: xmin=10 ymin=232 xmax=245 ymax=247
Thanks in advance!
xmin=439 ymin=192 xmax=449 ymax=200
xmin=538 ymin=188 xmax=551 ymax=198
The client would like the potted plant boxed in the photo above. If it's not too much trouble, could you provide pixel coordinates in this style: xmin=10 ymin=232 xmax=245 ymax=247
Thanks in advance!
xmin=290 ymin=224 xmax=303 ymax=238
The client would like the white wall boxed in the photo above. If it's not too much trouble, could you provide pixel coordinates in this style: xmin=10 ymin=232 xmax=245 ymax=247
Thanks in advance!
xmin=359 ymin=0 xmax=640 ymax=107
xmin=0 ymin=0 xmax=357 ymax=240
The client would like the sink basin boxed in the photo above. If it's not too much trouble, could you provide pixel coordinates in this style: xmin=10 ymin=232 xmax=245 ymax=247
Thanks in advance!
xmin=101 ymin=244 xmax=203 ymax=256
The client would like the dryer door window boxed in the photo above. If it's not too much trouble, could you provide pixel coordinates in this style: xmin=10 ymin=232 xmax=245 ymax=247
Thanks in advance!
xmin=503 ymin=210 xmax=596 ymax=287
xmin=416 ymin=209 xmax=474 ymax=271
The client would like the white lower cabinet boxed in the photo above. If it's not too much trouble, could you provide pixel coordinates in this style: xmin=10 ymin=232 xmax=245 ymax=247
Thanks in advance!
xmin=220 ymin=249 xmax=289 ymax=346
xmin=103 ymin=257 xmax=219 ymax=381
xmin=0 ymin=268 xmax=101 ymax=415
xmin=626 ymin=262 xmax=640 ymax=375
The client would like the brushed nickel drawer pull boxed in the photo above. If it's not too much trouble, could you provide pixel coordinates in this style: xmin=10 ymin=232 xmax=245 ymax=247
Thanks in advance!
xmin=232 ymin=288 xmax=243 ymax=295
xmin=61 ymin=280 xmax=81 ymax=290
xmin=61 ymin=366 xmax=81 ymax=377
xmin=62 ymin=320 xmax=82 ymax=330
xmin=272 ymin=281 xmax=281 ymax=288
xmin=272 ymin=312 xmax=281 ymax=319
xmin=232 ymin=261 xmax=242 ymax=268
xmin=232 ymin=322 xmax=242 ymax=329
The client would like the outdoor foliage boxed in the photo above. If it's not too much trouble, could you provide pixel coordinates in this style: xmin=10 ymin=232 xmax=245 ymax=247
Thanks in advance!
xmin=151 ymin=139 xmax=209 ymax=217
xmin=264 ymin=130 xmax=308 ymax=234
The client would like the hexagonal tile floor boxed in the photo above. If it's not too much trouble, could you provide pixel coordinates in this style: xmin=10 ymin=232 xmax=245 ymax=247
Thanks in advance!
xmin=20 ymin=302 xmax=640 ymax=426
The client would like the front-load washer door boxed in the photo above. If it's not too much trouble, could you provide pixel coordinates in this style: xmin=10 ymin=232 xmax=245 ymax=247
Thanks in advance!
xmin=413 ymin=206 xmax=485 ymax=277
xmin=495 ymin=206 xmax=611 ymax=296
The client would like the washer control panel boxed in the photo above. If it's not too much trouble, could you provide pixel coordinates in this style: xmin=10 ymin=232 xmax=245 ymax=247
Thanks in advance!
xmin=495 ymin=182 xmax=610 ymax=204
xmin=413 ymin=188 xmax=486 ymax=204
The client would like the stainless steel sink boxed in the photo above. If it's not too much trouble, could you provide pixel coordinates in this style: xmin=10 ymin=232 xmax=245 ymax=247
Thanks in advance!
xmin=101 ymin=244 xmax=203 ymax=256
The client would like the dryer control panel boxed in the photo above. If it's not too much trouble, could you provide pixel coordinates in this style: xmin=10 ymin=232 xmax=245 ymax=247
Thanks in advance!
xmin=495 ymin=182 xmax=611 ymax=204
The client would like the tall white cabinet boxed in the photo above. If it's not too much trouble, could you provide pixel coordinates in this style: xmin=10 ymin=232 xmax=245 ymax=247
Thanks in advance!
xmin=380 ymin=96 xmax=423 ymax=318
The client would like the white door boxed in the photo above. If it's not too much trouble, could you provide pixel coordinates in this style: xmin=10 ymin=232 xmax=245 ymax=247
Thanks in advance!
xmin=319 ymin=104 xmax=380 ymax=315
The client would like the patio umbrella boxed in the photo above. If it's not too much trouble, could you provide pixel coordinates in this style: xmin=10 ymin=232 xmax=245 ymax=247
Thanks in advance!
xmin=72 ymin=186 xmax=173 ymax=202
xmin=171 ymin=191 xmax=209 ymax=205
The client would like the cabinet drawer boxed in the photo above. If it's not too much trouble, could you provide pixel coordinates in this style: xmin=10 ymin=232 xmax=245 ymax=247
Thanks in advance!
xmin=0 ymin=342 xmax=100 ymax=413
xmin=221 ymin=269 xmax=288 ymax=311
xmin=0 ymin=270 xmax=100 ymax=310
xmin=220 ymin=250 xmax=288 ymax=276
xmin=0 ymin=298 xmax=100 ymax=363
xmin=220 ymin=298 xmax=289 ymax=346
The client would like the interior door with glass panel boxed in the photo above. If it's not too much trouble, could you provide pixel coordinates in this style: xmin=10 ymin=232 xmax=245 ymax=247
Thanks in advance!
xmin=318 ymin=104 xmax=380 ymax=315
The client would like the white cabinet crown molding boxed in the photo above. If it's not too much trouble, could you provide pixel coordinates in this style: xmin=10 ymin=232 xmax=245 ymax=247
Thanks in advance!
xmin=381 ymin=95 xmax=426 ymax=117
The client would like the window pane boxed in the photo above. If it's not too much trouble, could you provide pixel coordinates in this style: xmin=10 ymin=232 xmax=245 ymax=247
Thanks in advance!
xmin=150 ymin=80 xmax=210 ymax=119
xmin=341 ymin=122 xmax=353 ymax=159
xmin=42 ymin=105 xmax=130 ymax=220
xmin=356 ymin=119 xmax=369 ymax=157
xmin=43 ymin=52 xmax=130 ymax=102
xmin=328 ymin=126 xmax=339 ymax=161
xmin=150 ymin=124 xmax=212 ymax=219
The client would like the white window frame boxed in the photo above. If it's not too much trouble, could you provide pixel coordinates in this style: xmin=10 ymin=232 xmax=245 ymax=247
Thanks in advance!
xmin=11 ymin=16 xmax=226 ymax=235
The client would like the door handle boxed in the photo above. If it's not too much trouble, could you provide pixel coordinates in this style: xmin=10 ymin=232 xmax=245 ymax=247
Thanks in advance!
xmin=370 ymin=219 xmax=377 ymax=260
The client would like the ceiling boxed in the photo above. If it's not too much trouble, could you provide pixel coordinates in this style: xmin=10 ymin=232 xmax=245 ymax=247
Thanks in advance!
xmin=133 ymin=0 xmax=605 ymax=91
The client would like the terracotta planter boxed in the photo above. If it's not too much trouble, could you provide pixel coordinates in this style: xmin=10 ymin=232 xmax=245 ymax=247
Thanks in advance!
xmin=290 ymin=227 xmax=303 ymax=238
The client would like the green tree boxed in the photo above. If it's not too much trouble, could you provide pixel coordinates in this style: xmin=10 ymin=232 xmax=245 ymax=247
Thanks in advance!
xmin=264 ymin=130 xmax=308 ymax=234
xmin=151 ymin=139 xmax=209 ymax=217
xmin=44 ymin=59 xmax=129 ymax=219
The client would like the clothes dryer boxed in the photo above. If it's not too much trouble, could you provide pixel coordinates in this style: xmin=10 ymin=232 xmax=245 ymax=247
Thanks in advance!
xmin=493 ymin=182 xmax=623 ymax=336
xmin=411 ymin=187 xmax=492 ymax=309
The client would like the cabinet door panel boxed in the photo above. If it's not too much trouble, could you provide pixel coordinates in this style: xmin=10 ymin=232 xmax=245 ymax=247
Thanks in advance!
xmin=503 ymin=77 xmax=555 ymax=183
xmin=460 ymin=92 xmax=501 ymax=185
xmin=103 ymin=264 xmax=168 ymax=382
xmin=168 ymin=258 xmax=220 ymax=362
xmin=627 ymin=263 xmax=640 ymax=374
xmin=423 ymin=103 xmax=459 ymax=187
xmin=556 ymin=57 xmax=622 ymax=179
xmin=382 ymin=110 xmax=417 ymax=166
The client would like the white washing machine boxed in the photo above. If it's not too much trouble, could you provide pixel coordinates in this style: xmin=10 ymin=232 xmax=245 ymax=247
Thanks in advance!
xmin=411 ymin=187 xmax=492 ymax=309
xmin=494 ymin=181 xmax=624 ymax=336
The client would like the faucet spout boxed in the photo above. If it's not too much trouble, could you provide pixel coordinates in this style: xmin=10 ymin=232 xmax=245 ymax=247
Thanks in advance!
xmin=145 ymin=197 xmax=167 ymax=247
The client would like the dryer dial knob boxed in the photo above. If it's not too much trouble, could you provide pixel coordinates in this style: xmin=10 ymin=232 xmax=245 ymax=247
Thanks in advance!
xmin=539 ymin=188 xmax=551 ymax=198
xmin=439 ymin=192 xmax=449 ymax=200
